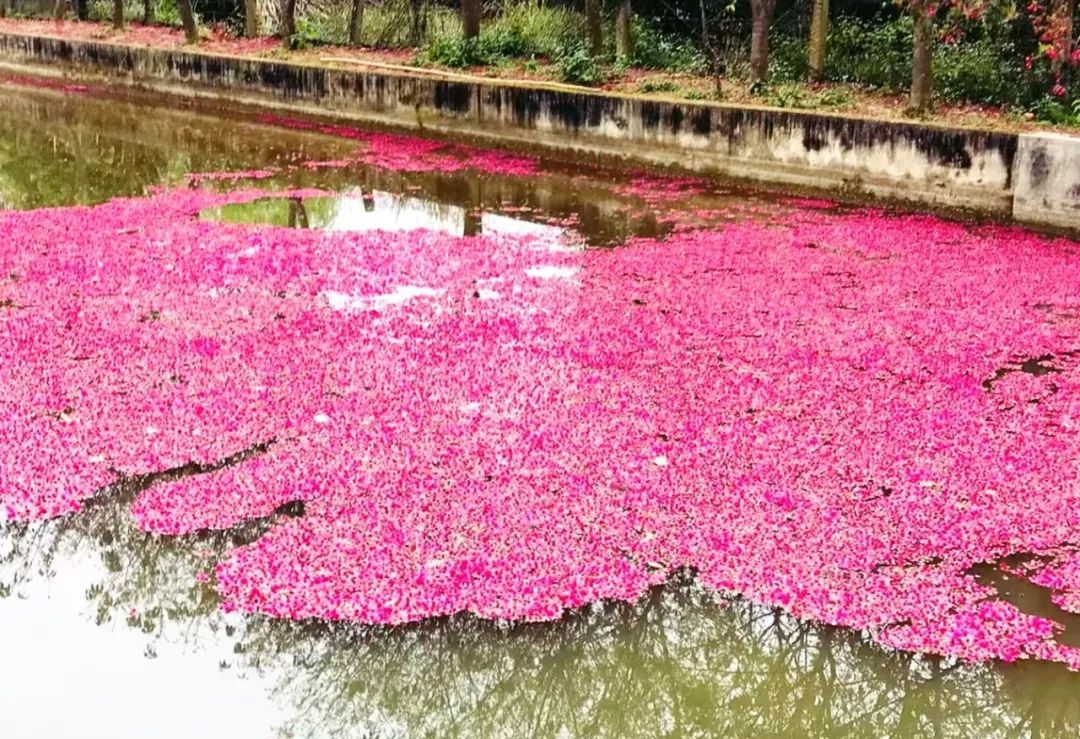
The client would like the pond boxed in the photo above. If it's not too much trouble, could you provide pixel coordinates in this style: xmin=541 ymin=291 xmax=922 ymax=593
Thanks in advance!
xmin=3 ymin=77 xmax=1080 ymax=738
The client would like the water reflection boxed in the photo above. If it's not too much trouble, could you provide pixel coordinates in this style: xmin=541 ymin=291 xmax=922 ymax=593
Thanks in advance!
xmin=4 ymin=500 xmax=1080 ymax=738
xmin=0 ymin=78 xmax=709 ymax=246
xmin=0 ymin=83 xmax=356 ymax=210
xmin=202 ymin=190 xmax=574 ymax=244
xmin=2 ymin=468 xmax=1034 ymax=739
xmin=198 ymin=171 xmax=681 ymax=246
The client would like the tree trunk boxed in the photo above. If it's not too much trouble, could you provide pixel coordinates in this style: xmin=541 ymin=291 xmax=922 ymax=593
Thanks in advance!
xmin=143 ymin=0 xmax=153 ymax=24
xmin=1061 ymin=0 xmax=1076 ymax=88
xmin=112 ymin=0 xmax=124 ymax=29
xmin=348 ymin=0 xmax=365 ymax=45
xmin=699 ymin=0 xmax=724 ymax=97
xmin=615 ymin=0 xmax=632 ymax=61
xmin=53 ymin=0 xmax=67 ymax=20
xmin=177 ymin=0 xmax=199 ymax=42
xmin=281 ymin=0 xmax=297 ymax=41
xmin=909 ymin=5 xmax=934 ymax=112
xmin=808 ymin=0 xmax=828 ymax=82
xmin=748 ymin=0 xmax=777 ymax=86
xmin=461 ymin=0 xmax=481 ymax=40
xmin=585 ymin=0 xmax=603 ymax=57
xmin=76 ymin=0 xmax=89 ymax=21
xmin=288 ymin=198 xmax=310 ymax=229
xmin=409 ymin=0 xmax=425 ymax=46
xmin=243 ymin=0 xmax=260 ymax=37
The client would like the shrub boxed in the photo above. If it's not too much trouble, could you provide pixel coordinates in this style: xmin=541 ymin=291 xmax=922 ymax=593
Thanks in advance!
xmin=761 ymin=82 xmax=855 ymax=110
xmin=639 ymin=79 xmax=681 ymax=94
xmin=800 ymin=14 xmax=1027 ymax=107
xmin=419 ymin=33 xmax=467 ymax=66
xmin=287 ymin=17 xmax=328 ymax=50
xmin=422 ymin=25 xmax=537 ymax=68
xmin=629 ymin=17 xmax=706 ymax=72
xmin=420 ymin=2 xmax=703 ymax=76
xmin=1033 ymin=97 xmax=1080 ymax=125
xmin=934 ymin=37 xmax=1022 ymax=106
xmin=817 ymin=85 xmax=854 ymax=107
xmin=491 ymin=0 xmax=577 ymax=59
xmin=825 ymin=16 xmax=912 ymax=91
xmin=420 ymin=0 xmax=579 ymax=67
xmin=556 ymin=45 xmax=604 ymax=86
xmin=768 ymin=33 xmax=809 ymax=83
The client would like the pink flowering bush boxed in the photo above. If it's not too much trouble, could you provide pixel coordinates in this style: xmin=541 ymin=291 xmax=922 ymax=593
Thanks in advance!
xmin=1 ymin=124 xmax=1080 ymax=670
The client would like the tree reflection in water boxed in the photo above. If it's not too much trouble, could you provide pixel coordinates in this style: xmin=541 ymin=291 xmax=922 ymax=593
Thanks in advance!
xmin=3 ymin=494 xmax=1080 ymax=739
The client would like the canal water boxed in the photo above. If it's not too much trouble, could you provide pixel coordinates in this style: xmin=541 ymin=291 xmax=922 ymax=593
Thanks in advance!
xmin=2 ymin=79 xmax=1080 ymax=739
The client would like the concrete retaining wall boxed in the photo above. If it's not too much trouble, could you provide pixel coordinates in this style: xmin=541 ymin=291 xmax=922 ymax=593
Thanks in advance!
xmin=1014 ymin=133 xmax=1080 ymax=231
xmin=0 ymin=30 xmax=1076 ymax=232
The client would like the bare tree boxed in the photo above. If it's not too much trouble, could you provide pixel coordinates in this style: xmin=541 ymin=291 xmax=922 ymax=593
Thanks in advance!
xmin=348 ymin=0 xmax=366 ymax=45
xmin=615 ymin=0 xmax=633 ymax=62
xmin=112 ymin=0 xmax=124 ymax=29
xmin=462 ymin=0 xmax=481 ymax=40
xmin=808 ymin=0 xmax=828 ymax=82
xmin=585 ymin=0 xmax=604 ymax=57
xmin=53 ymin=0 xmax=67 ymax=19
xmin=143 ymin=0 xmax=154 ymax=24
xmin=748 ymin=0 xmax=778 ymax=86
xmin=177 ymin=0 xmax=199 ymax=43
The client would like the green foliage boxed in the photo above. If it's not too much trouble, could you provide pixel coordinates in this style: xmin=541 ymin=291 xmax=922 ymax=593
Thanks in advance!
xmin=303 ymin=1 xmax=459 ymax=49
xmin=154 ymin=0 xmax=181 ymax=26
xmin=934 ymin=37 xmax=1022 ymax=107
xmin=556 ymin=45 xmax=604 ymax=86
xmin=761 ymin=83 xmax=855 ymax=110
xmin=1033 ymin=97 xmax=1080 ymax=125
xmin=768 ymin=33 xmax=809 ymax=83
xmin=638 ymin=79 xmax=681 ymax=94
xmin=420 ymin=0 xmax=578 ymax=68
xmin=419 ymin=1 xmax=703 ymax=79
xmin=421 ymin=25 xmax=538 ymax=68
xmin=629 ymin=17 xmax=705 ymax=72
xmin=772 ymin=15 xmax=1029 ymax=108
xmin=761 ymin=83 xmax=815 ymax=109
xmin=420 ymin=34 xmax=474 ymax=67
xmin=287 ymin=17 xmax=325 ymax=51
xmin=823 ymin=16 xmax=913 ymax=91
xmin=817 ymin=86 xmax=855 ymax=107
xmin=494 ymin=0 xmax=577 ymax=59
